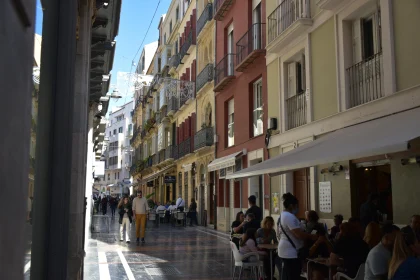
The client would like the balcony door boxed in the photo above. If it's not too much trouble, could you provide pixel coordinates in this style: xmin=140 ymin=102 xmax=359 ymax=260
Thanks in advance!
xmin=227 ymin=23 xmax=234 ymax=76
xmin=252 ymin=2 xmax=262 ymax=50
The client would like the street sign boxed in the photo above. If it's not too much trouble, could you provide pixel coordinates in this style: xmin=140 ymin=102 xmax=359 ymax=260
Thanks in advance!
xmin=164 ymin=175 xmax=176 ymax=183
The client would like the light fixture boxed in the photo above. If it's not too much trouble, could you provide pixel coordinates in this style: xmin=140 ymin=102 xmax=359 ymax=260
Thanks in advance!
xmin=401 ymin=156 xmax=420 ymax=166
xmin=102 ymin=74 xmax=110 ymax=82
xmin=320 ymin=163 xmax=344 ymax=175
xmin=98 ymin=102 xmax=103 ymax=111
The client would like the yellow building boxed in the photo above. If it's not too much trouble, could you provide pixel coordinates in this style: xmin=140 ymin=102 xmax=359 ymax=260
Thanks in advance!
xmin=229 ymin=0 xmax=420 ymax=227
xmin=130 ymin=0 xmax=217 ymax=225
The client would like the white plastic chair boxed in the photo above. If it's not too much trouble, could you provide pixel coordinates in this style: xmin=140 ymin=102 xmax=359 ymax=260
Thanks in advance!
xmin=157 ymin=210 xmax=166 ymax=224
xmin=229 ymin=241 xmax=263 ymax=280
xmin=335 ymin=264 xmax=365 ymax=280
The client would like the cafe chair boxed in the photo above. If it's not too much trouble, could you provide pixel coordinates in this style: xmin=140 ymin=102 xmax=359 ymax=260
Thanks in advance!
xmin=335 ymin=264 xmax=365 ymax=280
xmin=229 ymin=241 xmax=263 ymax=280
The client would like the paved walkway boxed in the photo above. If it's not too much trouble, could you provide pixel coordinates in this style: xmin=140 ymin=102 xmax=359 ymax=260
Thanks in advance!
xmin=84 ymin=213 xmax=235 ymax=280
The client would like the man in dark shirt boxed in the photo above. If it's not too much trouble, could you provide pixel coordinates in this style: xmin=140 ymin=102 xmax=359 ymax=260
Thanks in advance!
xmin=242 ymin=213 xmax=261 ymax=232
xmin=245 ymin=195 xmax=262 ymax=221
xmin=401 ymin=215 xmax=420 ymax=243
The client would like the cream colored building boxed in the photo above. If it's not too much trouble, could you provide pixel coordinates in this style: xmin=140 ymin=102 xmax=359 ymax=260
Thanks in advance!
xmin=229 ymin=0 xmax=420 ymax=227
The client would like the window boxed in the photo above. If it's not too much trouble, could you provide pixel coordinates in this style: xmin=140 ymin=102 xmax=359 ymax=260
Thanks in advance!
xmin=128 ymin=124 xmax=132 ymax=135
xmin=114 ymin=173 xmax=116 ymax=179
xmin=287 ymin=54 xmax=306 ymax=98
xmin=141 ymin=56 xmax=145 ymax=72
xmin=176 ymin=6 xmax=179 ymax=22
xmin=108 ymin=173 xmax=110 ymax=180
xmin=166 ymin=128 xmax=171 ymax=148
xmin=116 ymin=114 xmax=124 ymax=122
xmin=117 ymin=172 xmax=120 ymax=179
xmin=227 ymin=99 xmax=234 ymax=147
xmin=170 ymin=20 xmax=173 ymax=34
xmin=113 ymin=129 xmax=117 ymax=135
xmin=253 ymin=80 xmax=263 ymax=137
xmin=164 ymin=33 xmax=167 ymax=44
xmin=109 ymin=131 xmax=111 ymax=136
xmin=118 ymin=127 xmax=123 ymax=133
xmin=227 ymin=24 xmax=234 ymax=75
xmin=352 ymin=11 xmax=381 ymax=63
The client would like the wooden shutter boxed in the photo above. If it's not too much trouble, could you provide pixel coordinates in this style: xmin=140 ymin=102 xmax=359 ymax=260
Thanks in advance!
xmin=186 ymin=68 xmax=190 ymax=81
xmin=191 ymin=113 xmax=196 ymax=150
xmin=192 ymin=60 xmax=196 ymax=81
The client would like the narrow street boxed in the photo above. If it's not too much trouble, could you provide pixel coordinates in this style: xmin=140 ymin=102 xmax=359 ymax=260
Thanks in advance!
xmin=83 ymin=212 xmax=234 ymax=280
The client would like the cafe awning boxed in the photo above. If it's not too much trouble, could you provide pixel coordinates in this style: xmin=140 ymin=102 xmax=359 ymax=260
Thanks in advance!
xmin=141 ymin=164 xmax=175 ymax=184
xmin=227 ymin=107 xmax=420 ymax=180
xmin=208 ymin=150 xmax=244 ymax=172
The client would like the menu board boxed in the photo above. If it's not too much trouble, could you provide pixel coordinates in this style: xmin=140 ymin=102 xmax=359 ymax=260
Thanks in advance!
xmin=319 ymin=181 xmax=332 ymax=213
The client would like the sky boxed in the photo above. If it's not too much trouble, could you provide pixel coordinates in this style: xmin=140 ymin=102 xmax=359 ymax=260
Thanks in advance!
xmin=35 ymin=0 xmax=171 ymax=110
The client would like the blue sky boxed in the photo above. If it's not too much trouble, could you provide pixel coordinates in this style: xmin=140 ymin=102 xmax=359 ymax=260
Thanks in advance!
xmin=35 ymin=0 xmax=171 ymax=109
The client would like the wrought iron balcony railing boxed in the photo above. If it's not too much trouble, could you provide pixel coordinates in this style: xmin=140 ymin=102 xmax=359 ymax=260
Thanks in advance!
xmin=214 ymin=53 xmax=235 ymax=90
xmin=152 ymin=153 xmax=158 ymax=166
xmin=179 ymin=30 xmax=196 ymax=61
xmin=194 ymin=127 xmax=214 ymax=151
xmin=196 ymin=63 xmax=214 ymax=93
xmin=268 ymin=0 xmax=311 ymax=44
xmin=169 ymin=53 xmax=181 ymax=69
xmin=347 ymin=51 xmax=383 ymax=109
xmin=145 ymin=156 xmax=153 ymax=168
xmin=168 ymin=96 xmax=179 ymax=114
xmin=236 ymin=23 xmax=266 ymax=71
xmin=165 ymin=145 xmax=178 ymax=160
xmin=197 ymin=3 xmax=213 ymax=37
xmin=178 ymin=137 xmax=191 ymax=158
xmin=286 ymin=92 xmax=307 ymax=130
xmin=158 ymin=149 xmax=165 ymax=163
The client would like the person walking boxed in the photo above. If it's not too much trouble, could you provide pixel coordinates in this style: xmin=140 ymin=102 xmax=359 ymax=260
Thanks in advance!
xmin=188 ymin=198 xmax=198 ymax=226
xmin=118 ymin=196 xmax=133 ymax=243
xmin=101 ymin=196 xmax=108 ymax=215
xmin=132 ymin=191 xmax=148 ymax=245
xmin=109 ymin=195 xmax=117 ymax=217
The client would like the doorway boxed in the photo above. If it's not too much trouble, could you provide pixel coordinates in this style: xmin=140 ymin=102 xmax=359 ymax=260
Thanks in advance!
xmin=293 ymin=168 xmax=310 ymax=220
xmin=352 ymin=163 xmax=393 ymax=220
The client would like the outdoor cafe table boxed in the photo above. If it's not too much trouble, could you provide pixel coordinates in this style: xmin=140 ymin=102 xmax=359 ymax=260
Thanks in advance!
xmin=306 ymin=258 xmax=336 ymax=280
xmin=257 ymin=243 xmax=278 ymax=280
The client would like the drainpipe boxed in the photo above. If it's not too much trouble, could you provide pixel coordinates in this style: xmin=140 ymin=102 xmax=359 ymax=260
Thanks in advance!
xmin=213 ymin=14 xmax=218 ymax=230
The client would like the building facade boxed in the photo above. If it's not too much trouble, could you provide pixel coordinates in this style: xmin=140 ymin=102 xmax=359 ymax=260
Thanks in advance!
xmin=103 ymin=101 xmax=135 ymax=195
xmin=209 ymin=0 xmax=268 ymax=232
xmin=227 ymin=0 xmax=420 ymax=227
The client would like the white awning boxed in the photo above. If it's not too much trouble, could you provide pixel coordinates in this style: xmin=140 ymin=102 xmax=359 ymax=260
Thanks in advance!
xmin=227 ymin=108 xmax=420 ymax=179
xmin=208 ymin=150 xmax=244 ymax=172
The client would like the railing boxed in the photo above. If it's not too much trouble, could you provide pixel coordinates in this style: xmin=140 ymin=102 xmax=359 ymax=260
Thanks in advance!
xmin=179 ymin=30 xmax=196 ymax=61
xmin=165 ymin=145 xmax=178 ymax=160
xmin=214 ymin=53 xmax=235 ymax=86
xmin=145 ymin=156 xmax=153 ymax=168
xmin=346 ymin=52 xmax=383 ymax=108
xmin=268 ymin=0 xmax=311 ymax=44
xmin=178 ymin=138 xmax=191 ymax=158
xmin=169 ymin=53 xmax=181 ymax=69
xmin=168 ymin=96 xmax=179 ymax=113
xmin=214 ymin=0 xmax=232 ymax=20
xmin=196 ymin=63 xmax=214 ymax=93
xmin=152 ymin=154 xmax=158 ymax=165
xmin=286 ymin=93 xmax=307 ymax=130
xmin=155 ymin=112 xmax=162 ymax=124
xmin=158 ymin=149 xmax=165 ymax=163
xmin=197 ymin=3 xmax=213 ymax=37
xmin=151 ymin=74 xmax=161 ymax=90
xmin=194 ymin=127 xmax=214 ymax=151
xmin=236 ymin=23 xmax=266 ymax=65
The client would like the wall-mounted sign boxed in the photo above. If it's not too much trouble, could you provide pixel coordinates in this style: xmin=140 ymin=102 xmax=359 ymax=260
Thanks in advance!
xmin=164 ymin=175 xmax=176 ymax=183
xmin=319 ymin=181 xmax=332 ymax=213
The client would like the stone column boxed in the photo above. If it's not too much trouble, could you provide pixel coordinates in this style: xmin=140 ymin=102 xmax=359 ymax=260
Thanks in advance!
xmin=0 ymin=2 xmax=35 ymax=279
xmin=85 ymin=110 xmax=95 ymax=248
xmin=67 ymin=1 xmax=92 ymax=278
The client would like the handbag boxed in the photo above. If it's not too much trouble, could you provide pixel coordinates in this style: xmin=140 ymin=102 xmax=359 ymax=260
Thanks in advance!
xmin=279 ymin=216 xmax=309 ymax=260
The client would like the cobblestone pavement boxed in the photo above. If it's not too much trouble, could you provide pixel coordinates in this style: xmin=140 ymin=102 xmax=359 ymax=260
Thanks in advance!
xmin=84 ymin=213 xmax=235 ymax=280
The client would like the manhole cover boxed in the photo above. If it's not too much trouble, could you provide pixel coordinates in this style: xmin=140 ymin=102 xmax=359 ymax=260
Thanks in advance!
xmin=145 ymin=267 xmax=181 ymax=276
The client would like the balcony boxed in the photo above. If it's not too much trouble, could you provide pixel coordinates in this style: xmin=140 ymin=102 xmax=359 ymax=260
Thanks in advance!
xmin=152 ymin=153 xmax=158 ymax=166
xmin=178 ymin=138 xmax=191 ymax=158
xmin=196 ymin=63 xmax=214 ymax=94
xmin=165 ymin=145 xmax=178 ymax=160
xmin=286 ymin=92 xmax=307 ymax=130
xmin=347 ymin=52 xmax=384 ymax=109
xmin=267 ymin=0 xmax=312 ymax=53
xmin=214 ymin=53 xmax=235 ymax=92
xmin=179 ymin=30 xmax=196 ymax=62
xmin=214 ymin=0 xmax=233 ymax=21
xmin=197 ymin=3 xmax=213 ymax=38
xmin=236 ymin=23 xmax=266 ymax=72
xmin=194 ymin=126 xmax=214 ymax=151
xmin=158 ymin=149 xmax=166 ymax=163
xmin=169 ymin=53 xmax=181 ymax=72
xmin=167 ymin=96 xmax=179 ymax=115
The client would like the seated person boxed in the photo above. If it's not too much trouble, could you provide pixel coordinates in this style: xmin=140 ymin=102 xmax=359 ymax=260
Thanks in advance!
xmin=401 ymin=215 xmax=420 ymax=243
xmin=256 ymin=216 xmax=278 ymax=280
xmin=155 ymin=202 xmax=166 ymax=212
xmin=388 ymin=230 xmax=420 ymax=280
xmin=239 ymin=228 xmax=266 ymax=262
xmin=330 ymin=222 xmax=370 ymax=278
xmin=234 ymin=213 xmax=261 ymax=234
xmin=308 ymin=226 xmax=334 ymax=280
xmin=365 ymin=223 xmax=399 ymax=280
xmin=305 ymin=210 xmax=323 ymax=234
xmin=231 ymin=211 xmax=245 ymax=236
xmin=329 ymin=214 xmax=343 ymax=241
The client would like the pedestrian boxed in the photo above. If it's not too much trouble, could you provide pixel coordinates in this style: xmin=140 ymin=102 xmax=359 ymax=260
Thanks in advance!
xmin=101 ymin=196 xmax=108 ymax=215
xmin=109 ymin=195 xmax=117 ymax=217
xmin=176 ymin=195 xmax=185 ymax=212
xmin=188 ymin=198 xmax=198 ymax=226
xmin=132 ymin=190 xmax=148 ymax=245
xmin=118 ymin=196 xmax=133 ymax=243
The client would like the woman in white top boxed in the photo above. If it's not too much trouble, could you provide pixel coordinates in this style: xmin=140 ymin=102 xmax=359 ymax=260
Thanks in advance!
xmin=278 ymin=193 xmax=317 ymax=280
